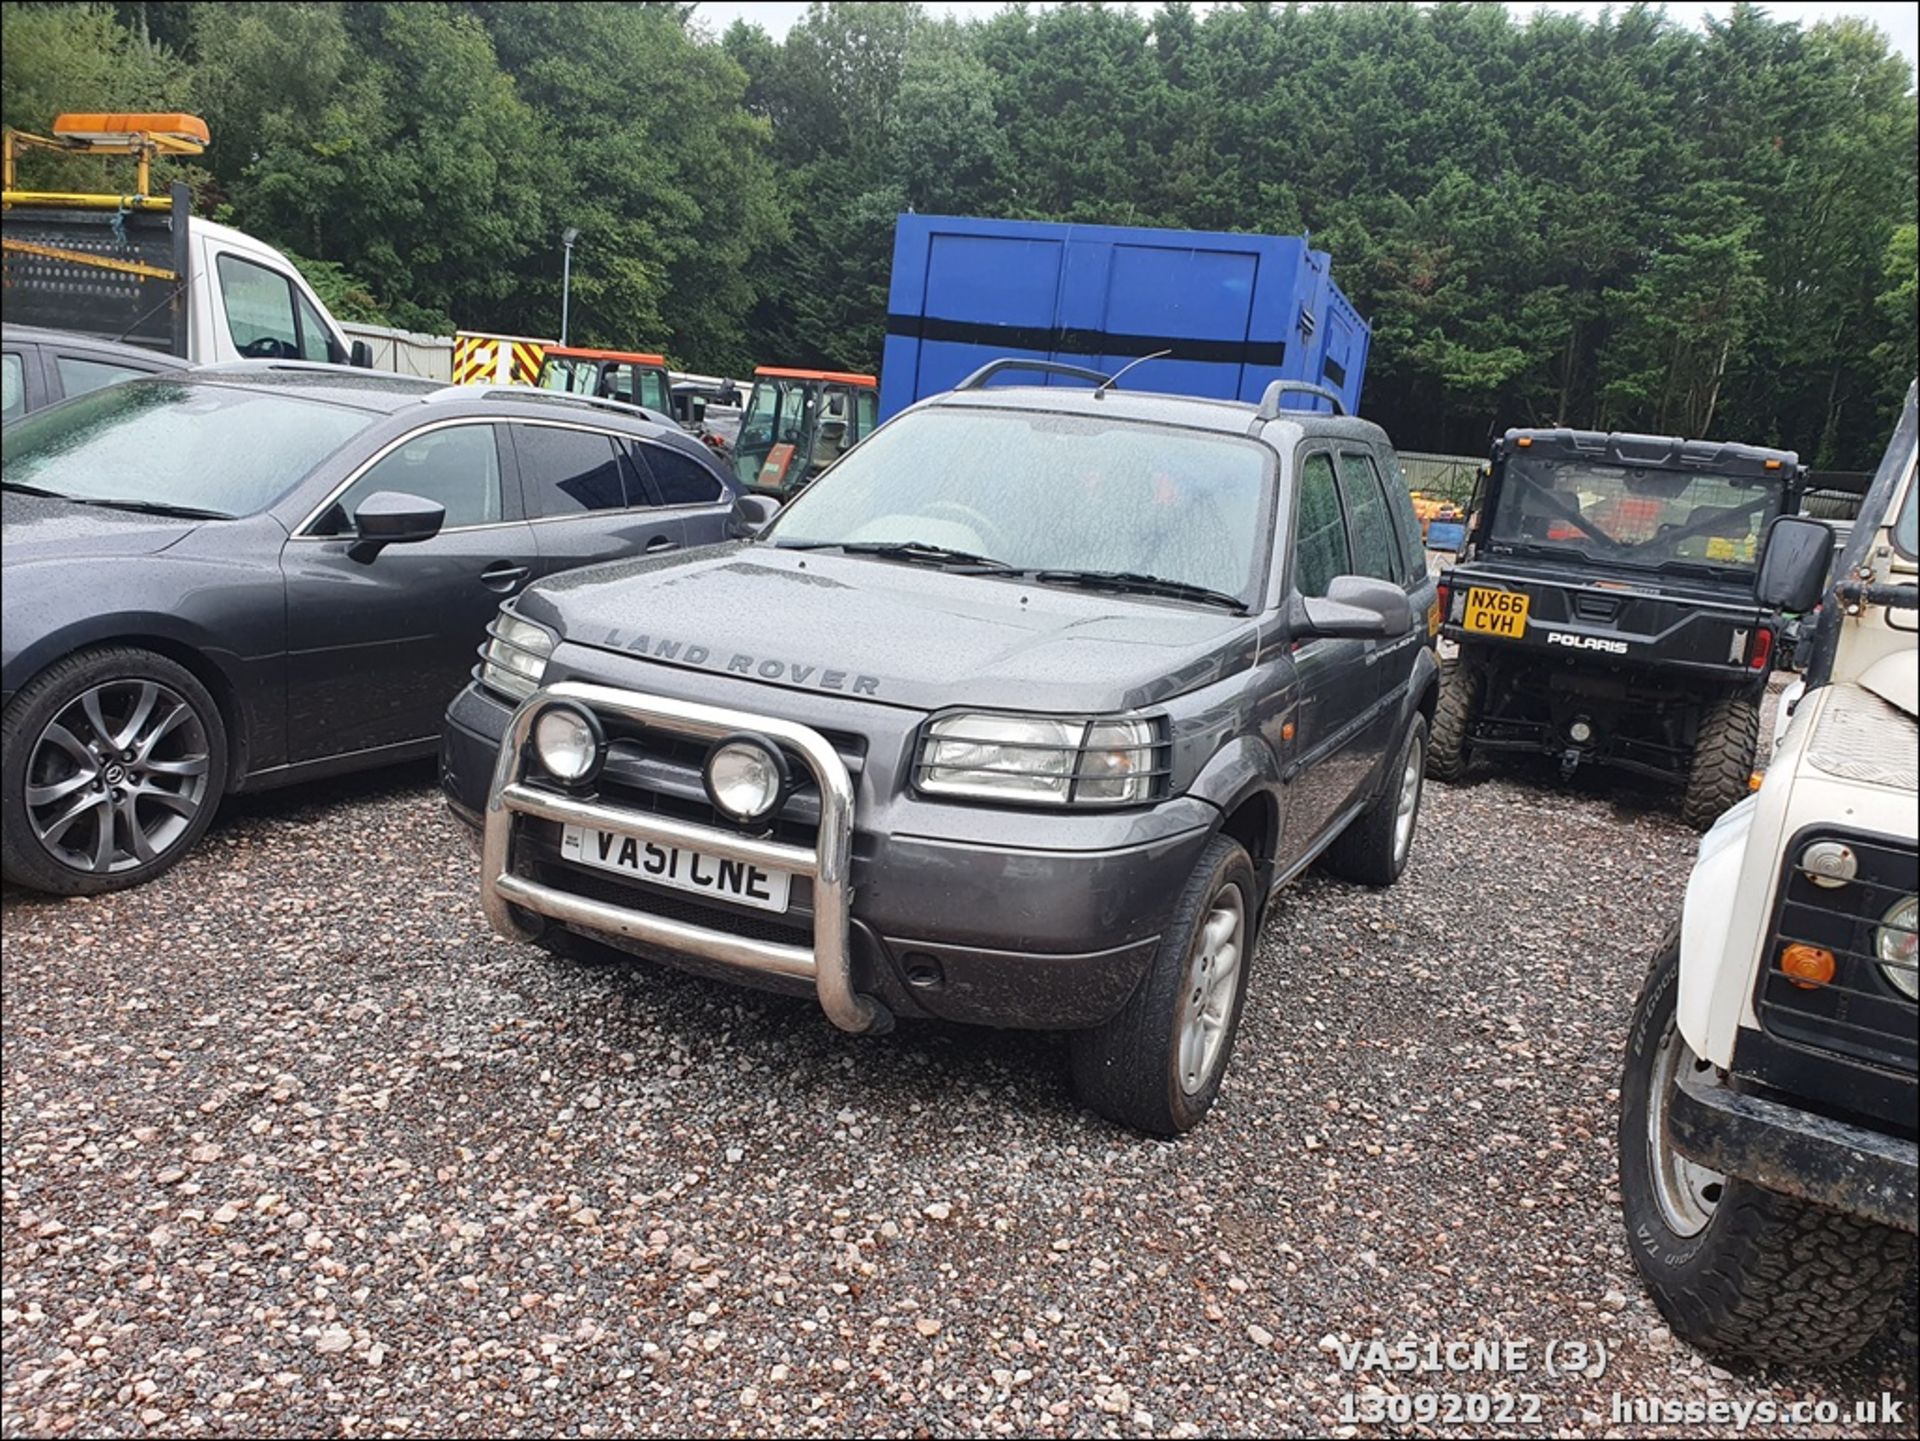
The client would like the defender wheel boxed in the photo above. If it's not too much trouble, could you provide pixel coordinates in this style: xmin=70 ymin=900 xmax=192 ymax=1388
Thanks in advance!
xmin=1428 ymin=656 xmax=1481 ymax=782
xmin=1681 ymin=694 xmax=1759 ymax=831
xmin=1321 ymin=714 xmax=1427 ymax=888
xmin=1070 ymin=835 xmax=1255 ymax=1137
xmin=1617 ymin=935 xmax=1915 ymax=1362
xmin=1 ymin=647 xmax=227 ymax=895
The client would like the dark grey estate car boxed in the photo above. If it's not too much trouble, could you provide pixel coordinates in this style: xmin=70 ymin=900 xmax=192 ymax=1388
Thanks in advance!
xmin=442 ymin=363 xmax=1440 ymax=1134
xmin=1 ymin=363 xmax=749 ymax=894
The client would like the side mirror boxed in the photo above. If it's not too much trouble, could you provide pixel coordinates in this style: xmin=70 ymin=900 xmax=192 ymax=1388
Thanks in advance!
xmin=348 ymin=490 xmax=445 ymax=562
xmin=349 ymin=339 xmax=374 ymax=369
xmin=1299 ymin=574 xmax=1414 ymax=639
xmin=735 ymin=493 xmax=781 ymax=536
xmin=1755 ymin=514 xmax=1836 ymax=613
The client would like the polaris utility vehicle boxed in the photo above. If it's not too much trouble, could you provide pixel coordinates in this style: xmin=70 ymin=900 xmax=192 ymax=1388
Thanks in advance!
xmin=1434 ymin=428 xmax=1807 ymax=828
xmin=444 ymin=363 xmax=1439 ymax=1135
xmin=1617 ymin=381 xmax=1917 ymax=1363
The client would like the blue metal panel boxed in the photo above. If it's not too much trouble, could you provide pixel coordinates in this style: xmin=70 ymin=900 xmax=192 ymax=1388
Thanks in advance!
xmin=879 ymin=214 xmax=1369 ymax=420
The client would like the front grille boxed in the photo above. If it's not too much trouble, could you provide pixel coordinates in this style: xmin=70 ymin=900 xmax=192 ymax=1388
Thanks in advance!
xmin=1756 ymin=826 xmax=1918 ymax=1075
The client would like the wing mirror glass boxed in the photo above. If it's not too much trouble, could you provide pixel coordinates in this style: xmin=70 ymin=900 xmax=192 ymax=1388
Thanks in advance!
xmin=348 ymin=490 xmax=445 ymax=562
xmin=349 ymin=339 xmax=374 ymax=369
xmin=735 ymin=493 xmax=781 ymax=536
xmin=1755 ymin=514 xmax=1836 ymax=613
xmin=1299 ymin=574 xmax=1414 ymax=639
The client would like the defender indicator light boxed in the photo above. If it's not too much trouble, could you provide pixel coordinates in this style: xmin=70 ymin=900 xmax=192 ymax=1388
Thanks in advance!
xmin=1778 ymin=944 xmax=1835 ymax=989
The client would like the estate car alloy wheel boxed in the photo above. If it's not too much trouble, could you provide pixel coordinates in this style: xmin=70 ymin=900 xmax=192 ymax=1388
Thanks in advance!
xmin=1174 ymin=884 xmax=1246 ymax=1096
xmin=2 ymin=647 xmax=228 ymax=895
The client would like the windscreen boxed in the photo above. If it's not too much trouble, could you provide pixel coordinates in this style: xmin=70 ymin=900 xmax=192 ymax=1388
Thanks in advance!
xmin=1493 ymin=455 xmax=1787 ymax=573
xmin=766 ymin=407 xmax=1273 ymax=600
xmin=539 ymin=358 xmax=597 ymax=394
xmin=1 ymin=379 xmax=373 ymax=518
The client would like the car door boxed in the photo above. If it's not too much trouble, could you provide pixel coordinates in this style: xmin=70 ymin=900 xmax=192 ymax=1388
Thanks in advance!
xmin=511 ymin=421 xmax=685 ymax=579
xmin=1272 ymin=449 xmax=1379 ymax=872
xmin=280 ymin=420 xmax=537 ymax=762
xmin=1335 ymin=447 xmax=1421 ymax=772
xmin=632 ymin=436 xmax=738 ymax=548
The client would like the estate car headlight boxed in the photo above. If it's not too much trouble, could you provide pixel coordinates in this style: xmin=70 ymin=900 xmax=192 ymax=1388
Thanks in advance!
xmin=533 ymin=703 xmax=604 ymax=785
xmin=480 ymin=609 xmax=556 ymax=702
xmin=917 ymin=713 xmax=1160 ymax=806
xmin=1876 ymin=894 xmax=1919 ymax=1001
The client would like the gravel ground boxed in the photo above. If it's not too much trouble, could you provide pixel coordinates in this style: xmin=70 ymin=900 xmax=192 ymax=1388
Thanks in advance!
xmin=3 ymin=752 xmax=1914 ymax=1438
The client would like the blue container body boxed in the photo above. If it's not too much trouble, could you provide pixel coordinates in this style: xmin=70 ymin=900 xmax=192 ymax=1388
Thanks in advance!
xmin=879 ymin=214 xmax=1370 ymax=421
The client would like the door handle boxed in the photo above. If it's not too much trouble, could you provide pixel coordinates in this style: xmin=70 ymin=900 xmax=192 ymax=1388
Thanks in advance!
xmin=645 ymin=536 xmax=676 ymax=554
xmin=480 ymin=561 xmax=529 ymax=591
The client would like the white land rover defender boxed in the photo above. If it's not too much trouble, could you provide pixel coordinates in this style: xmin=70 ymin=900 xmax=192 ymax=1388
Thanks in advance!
xmin=1618 ymin=381 xmax=1918 ymax=1361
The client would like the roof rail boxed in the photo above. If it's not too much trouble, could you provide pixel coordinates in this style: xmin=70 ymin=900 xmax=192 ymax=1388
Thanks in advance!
xmin=955 ymin=357 xmax=1112 ymax=392
xmin=424 ymin=384 xmax=675 ymax=426
xmin=1256 ymin=380 xmax=1346 ymax=418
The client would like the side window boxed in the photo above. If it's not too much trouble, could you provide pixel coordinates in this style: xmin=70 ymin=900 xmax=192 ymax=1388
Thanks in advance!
xmin=55 ymin=354 xmax=156 ymax=400
xmin=1379 ymin=446 xmax=1425 ymax=573
xmin=2 ymin=353 xmax=26 ymax=421
xmin=853 ymin=389 xmax=877 ymax=440
xmin=320 ymin=424 xmax=503 ymax=534
xmin=638 ymin=369 xmax=670 ymax=411
xmin=294 ymin=290 xmax=341 ymax=363
xmin=217 ymin=253 xmax=300 ymax=358
xmin=1293 ymin=452 xmax=1349 ymax=598
xmin=1336 ymin=450 xmax=1403 ymax=583
xmin=639 ymin=441 xmax=724 ymax=506
xmin=515 ymin=425 xmax=631 ymax=515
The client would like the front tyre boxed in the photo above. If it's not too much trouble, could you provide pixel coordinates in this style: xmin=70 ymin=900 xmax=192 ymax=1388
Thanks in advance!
xmin=1070 ymin=835 xmax=1256 ymax=1136
xmin=1 ymin=647 xmax=227 ymax=895
xmin=1681 ymin=693 xmax=1759 ymax=832
xmin=1617 ymin=934 xmax=1915 ymax=1362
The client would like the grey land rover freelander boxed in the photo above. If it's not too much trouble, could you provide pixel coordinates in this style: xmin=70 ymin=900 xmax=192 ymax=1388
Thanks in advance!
xmin=442 ymin=361 xmax=1439 ymax=1134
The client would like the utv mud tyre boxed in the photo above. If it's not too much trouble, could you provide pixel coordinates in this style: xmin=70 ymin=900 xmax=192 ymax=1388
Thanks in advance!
xmin=1681 ymin=694 xmax=1759 ymax=832
xmin=1070 ymin=835 xmax=1255 ymax=1137
xmin=1 ymin=647 xmax=227 ymax=896
xmin=1321 ymin=715 xmax=1427 ymax=888
xmin=1428 ymin=656 xmax=1481 ymax=782
xmin=1617 ymin=935 xmax=1915 ymax=1362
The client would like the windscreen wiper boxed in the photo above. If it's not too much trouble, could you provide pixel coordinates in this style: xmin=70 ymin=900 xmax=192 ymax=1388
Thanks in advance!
xmin=65 ymin=497 xmax=232 ymax=520
xmin=1031 ymin=568 xmax=1249 ymax=613
xmin=776 ymin=539 xmax=1015 ymax=571
xmin=1 ymin=481 xmax=65 ymax=498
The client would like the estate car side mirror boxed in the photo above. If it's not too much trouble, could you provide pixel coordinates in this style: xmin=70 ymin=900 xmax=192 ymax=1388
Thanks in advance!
xmin=348 ymin=490 xmax=445 ymax=563
xmin=735 ymin=493 xmax=781 ymax=536
xmin=1754 ymin=514 xmax=1836 ymax=613
xmin=349 ymin=340 xmax=374 ymax=369
xmin=1298 ymin=574 xmax=1415 ymax=640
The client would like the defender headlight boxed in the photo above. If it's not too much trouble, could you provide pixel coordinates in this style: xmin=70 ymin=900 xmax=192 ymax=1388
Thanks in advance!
xmin=705 ymin=736 xmax=789 ymax=822
xmin=917 ymin=713 xmax=1159 ymax=806
xmin=480 ymin=609 xmax=556 ymax=702
xmin=1876 ymin=894 xmax=1918 ymax=1001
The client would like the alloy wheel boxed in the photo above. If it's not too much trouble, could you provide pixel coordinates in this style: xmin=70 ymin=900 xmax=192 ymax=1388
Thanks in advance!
xmin=1174 ymin=882 xmax=1246 ymax=1096
xmin=25 ymin=680 xmax=212 ymax=875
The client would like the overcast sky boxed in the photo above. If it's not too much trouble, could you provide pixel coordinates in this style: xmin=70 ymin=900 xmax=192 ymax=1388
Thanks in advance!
xmin=687 ymin=0 xmax=1920 ymax=77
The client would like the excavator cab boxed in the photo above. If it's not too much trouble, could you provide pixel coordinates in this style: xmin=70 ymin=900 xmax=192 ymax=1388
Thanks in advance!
xmin=732 ymin=367 xmax=878 ymax=496
xmin=538 ymin=345 xmax=672 ymax=414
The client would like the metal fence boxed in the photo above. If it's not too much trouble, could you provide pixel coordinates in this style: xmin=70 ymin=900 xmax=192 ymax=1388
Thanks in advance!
xmin=1394 ymin=450 xmax=1483 ymax=505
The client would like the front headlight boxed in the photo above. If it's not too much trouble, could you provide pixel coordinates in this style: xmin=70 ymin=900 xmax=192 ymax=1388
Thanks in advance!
xmin=917 ymin=713 xmax=1160 ymax=806
xmin=479 ymin=609 xmax=556 ymax=702
xmin=1875 ymin=894 xmax=1918 ymax=1000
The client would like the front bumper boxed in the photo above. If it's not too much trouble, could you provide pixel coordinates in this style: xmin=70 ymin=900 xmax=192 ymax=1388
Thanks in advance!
xmin=1669 ymin=1064 xmax=1919 ymax=1233
xmin=447 ymin=680 xmax=1206 ymax=1032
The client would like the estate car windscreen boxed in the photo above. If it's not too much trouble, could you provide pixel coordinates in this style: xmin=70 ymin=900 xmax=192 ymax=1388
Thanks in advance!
xmin=1493 ymin=456 xmax=1787 ymax=574
xmin=766 ymin=407 xmax=1274 ymax=601
xmin=0 ymin=379 xmax=373 ymax=518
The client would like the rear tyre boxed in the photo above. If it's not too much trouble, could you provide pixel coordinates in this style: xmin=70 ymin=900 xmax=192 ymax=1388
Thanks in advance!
xmin=1617 ymin=936 xmax=1915 ymax=1362
xmin=1681 ymin=694 xmax=1759 ymax=832
xmin=1428 ymin=655 xmax=1481 ymax=782
xmin=1 ymin=647 xmax=227 ymax=895
xmin=1321 ymin=715 xmax=1427 ymax=888
xmin=1070 ymin=835 xmax=1255 ymax=1137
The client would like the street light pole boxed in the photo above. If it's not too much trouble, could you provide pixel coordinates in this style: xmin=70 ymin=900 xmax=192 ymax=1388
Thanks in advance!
xmin=560 ymin=226 xmax=580 ymax=346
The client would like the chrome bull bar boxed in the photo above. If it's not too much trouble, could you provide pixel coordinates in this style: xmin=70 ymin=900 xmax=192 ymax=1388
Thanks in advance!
xmin=480 ymin=680 xmax=884 ymax=1034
